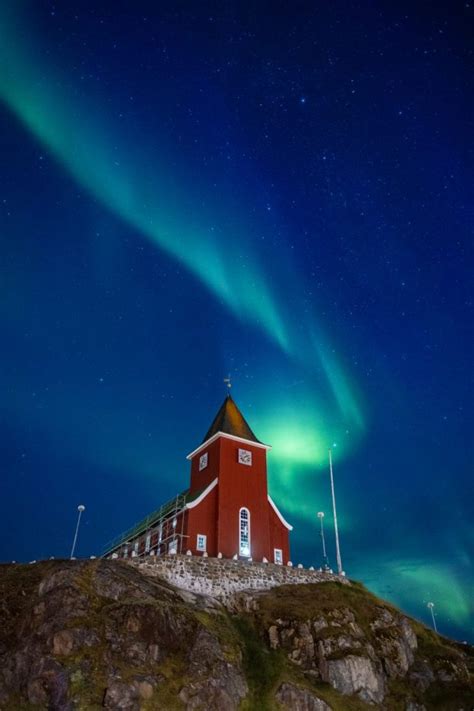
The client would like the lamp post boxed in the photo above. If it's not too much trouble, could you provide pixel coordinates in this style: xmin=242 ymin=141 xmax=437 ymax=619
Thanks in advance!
xmin=317 ymin=512 xmax=329 ymax=570
xmin=427 ymin=602 xmax=437 ymax=633
xmin=70 ymin=505 xmax=85 ymax=559
xmin=329 ymin=448 xmax=343 ymax=575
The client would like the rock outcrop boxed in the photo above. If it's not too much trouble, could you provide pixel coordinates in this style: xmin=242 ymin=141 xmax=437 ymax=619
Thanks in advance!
xmin=275 ymin=682 xmax=331 ymax=709
xmin=0 ymin=559 xmax=472 ymax=710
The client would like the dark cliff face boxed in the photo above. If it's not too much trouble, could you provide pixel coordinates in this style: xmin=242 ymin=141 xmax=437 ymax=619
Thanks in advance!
xmin=0 ymin=560 xmax=472 ymax=711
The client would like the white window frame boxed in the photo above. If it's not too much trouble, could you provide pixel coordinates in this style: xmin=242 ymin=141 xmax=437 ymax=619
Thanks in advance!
xmin=239 ymin=507 xmax=251 ymax=557
xmin=196 ymin=533 xmax=207 ymax=552
xmin=134 ymin=540 xmax=139 ymax=553
xmin=145 ymin=534 xmax=151 ymax=553
xmin=199 ymin=452 xmax=208 ymax=471
xmin=274 ymin=548 xmax=283 ymax=565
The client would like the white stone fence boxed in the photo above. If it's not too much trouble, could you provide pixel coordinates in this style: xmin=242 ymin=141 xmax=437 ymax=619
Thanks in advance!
xmin=129 ymin=553 xmax=349 ymax=603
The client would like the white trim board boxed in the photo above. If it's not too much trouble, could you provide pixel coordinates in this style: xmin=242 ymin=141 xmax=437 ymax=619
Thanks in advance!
xmin=186 ymin=431 xmax=271 ymax=460
xmin=268 ymin=495 xmax=293 ymax=531
xmin=186 ymin=478 xmax=218 ymax=509
xmin=185 ymin=478 xmax=293 ymax=534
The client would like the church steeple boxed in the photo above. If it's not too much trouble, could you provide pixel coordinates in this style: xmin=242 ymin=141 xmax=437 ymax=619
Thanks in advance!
xmin=202 ymin=394 xmax=262 ymax=444
xmin=105 ymin=387 xmax=291 ymax=564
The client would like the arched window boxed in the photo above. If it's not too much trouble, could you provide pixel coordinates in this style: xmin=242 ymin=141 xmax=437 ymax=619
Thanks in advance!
xmin=239 ymin=507 xmax=251 ymax=557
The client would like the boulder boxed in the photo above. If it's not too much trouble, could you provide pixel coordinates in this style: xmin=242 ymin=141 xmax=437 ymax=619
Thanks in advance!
xmin=52 ymin=630 xmax=74 ymax=656
xmin=275 ymin=682 xmax=331 ymax=709
xmin=321 ymin=654 xmax=385 ymax=703
xmin=179 ymin=628 xmax=248 ymax=710
xmin=268 ymin=625 xmax=280 ymax=649
xmin=103 ymin=680 xmax=139 ymax=710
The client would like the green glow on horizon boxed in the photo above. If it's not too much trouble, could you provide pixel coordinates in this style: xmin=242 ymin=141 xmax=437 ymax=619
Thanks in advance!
xmin=366 ymin=559 xmax=473 ymax=628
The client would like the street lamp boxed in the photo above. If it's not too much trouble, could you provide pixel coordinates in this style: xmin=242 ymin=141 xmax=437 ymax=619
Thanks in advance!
xmin=317 ymin=512 xmax=329 ymax=570
xmin=427 ymin=602 xmax=438 ymax=633
xmin=70 ymin=505 xmax=86 ymax=559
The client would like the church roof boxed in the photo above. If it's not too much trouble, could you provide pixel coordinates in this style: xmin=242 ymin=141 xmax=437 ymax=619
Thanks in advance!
xmin=202 ymin=393 xmax=262 ymax=444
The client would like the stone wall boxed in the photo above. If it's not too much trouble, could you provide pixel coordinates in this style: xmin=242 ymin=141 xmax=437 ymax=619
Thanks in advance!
xmin=130 ymin=554 xmax=348 ymax=603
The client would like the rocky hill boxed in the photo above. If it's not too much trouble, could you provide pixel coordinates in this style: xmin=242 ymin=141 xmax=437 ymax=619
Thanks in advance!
xmin=0 ymin=559 xmax=472 ymax=710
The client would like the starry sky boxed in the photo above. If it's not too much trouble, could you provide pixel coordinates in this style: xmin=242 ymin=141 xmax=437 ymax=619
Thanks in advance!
xmin=1 ymin=1 xmax=472 ymax=642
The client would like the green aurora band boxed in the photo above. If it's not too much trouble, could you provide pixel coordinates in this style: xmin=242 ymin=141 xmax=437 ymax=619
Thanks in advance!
xmin=0 ymin=5 xmax=365 ymax=495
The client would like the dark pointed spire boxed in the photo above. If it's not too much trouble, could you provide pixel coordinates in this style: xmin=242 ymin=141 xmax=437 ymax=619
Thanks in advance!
xmin=202 ymin=394 xmax=262 ymax=444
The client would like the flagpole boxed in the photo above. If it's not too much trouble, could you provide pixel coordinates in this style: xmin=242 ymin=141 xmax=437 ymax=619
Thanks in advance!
xmin=329 ymin=449 xmax=343 ymax=575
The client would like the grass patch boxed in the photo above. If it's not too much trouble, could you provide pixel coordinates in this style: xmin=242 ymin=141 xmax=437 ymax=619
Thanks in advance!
xmin=59 ymin=643 xmax=110 ymax=709
xmin=0 ymin=694 xmax=39 ymax=711
xmin=279 ymin=665 xmax=369 ymax=711
xmin=142 ymin=655 xmax=187 ymax=711
xmin=194 ymin=610 xmax=242 ymax=663
xmin=256 ymin=581 xmax=400 ymax=639
xmin=424 ymin=680 xmax=474 ymax=710
xmin=383 ymin=677 xmax=425 ymax=710
xmin=0 ymin=561 xmax=57 ymax=643
xmin=233 ymin=615 xmax=284 ymax=710
xmin=412 ymin=620 xmax=462 ymax=659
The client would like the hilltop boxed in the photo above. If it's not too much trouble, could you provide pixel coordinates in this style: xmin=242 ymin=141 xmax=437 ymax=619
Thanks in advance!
xmin=0 ymin=559 xmax=472 ymax=710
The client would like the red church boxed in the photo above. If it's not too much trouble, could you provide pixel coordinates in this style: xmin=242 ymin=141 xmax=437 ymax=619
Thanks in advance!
xmin=104 ymin=394 xmax=292 ymax=564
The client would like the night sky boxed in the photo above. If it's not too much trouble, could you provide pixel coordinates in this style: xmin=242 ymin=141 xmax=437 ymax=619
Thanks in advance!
xmin=1 ymin=2 xmax=472 ymax=642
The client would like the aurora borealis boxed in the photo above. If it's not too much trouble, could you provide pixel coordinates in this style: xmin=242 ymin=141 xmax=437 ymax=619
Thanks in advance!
xmin=1 ymin=2 xmax=472 ymax=641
